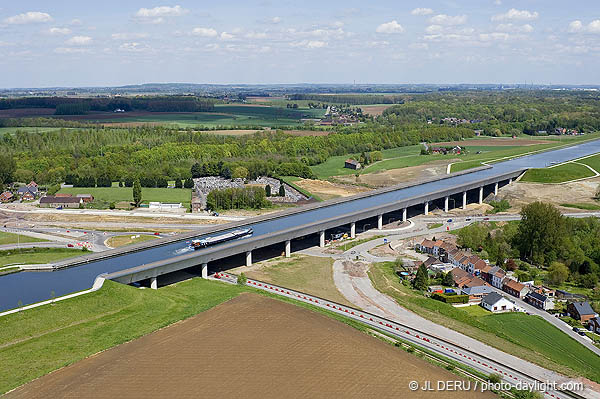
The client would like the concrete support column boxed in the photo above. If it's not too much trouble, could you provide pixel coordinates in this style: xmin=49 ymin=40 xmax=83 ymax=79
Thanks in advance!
xmin=402 ymin=208 xmax=407 ymax=222
xmin=150 ymin=276 xmax=158 ymax=290
xmin=508 ymin=178 xmax=513 ymax=185
xmin=201 ymin=263 xmax=208 ymax=279
xmin=494 ymin=182 xmax=498 ymax=196
xmin=462 ymin=191 xmax=467 ymax=210
xmin=479 ymin=186 xmax=484 ymax=205
xmin=444 ymin=196 xmax=449 ymax=213
xmin=319 ymin=230 xmax=325 ymax=248
xmin=377 ymin=214 xmax=383 ymax=230
xmin=424 ymin=201 xmax=429 ymax=216
xmin=285 ymin=240 xmax=291 ymax=258
xmin=350 ymin=222 xmax=356 ymax=239
xmin=246 ymin=251 xmax=252 ymax=267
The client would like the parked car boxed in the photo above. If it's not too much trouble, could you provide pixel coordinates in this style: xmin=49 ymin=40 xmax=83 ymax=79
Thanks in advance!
xmin=67 ymin=243 xmax=74 ymax=247
xmin=466 ymin=218 xmax=472 ymax=221
xmin=573 ymin=327 xmax=580 ymax=332
xmin=447 ymin=219 xmax=453 ymax=222
xmin=483 ymin=217 xmax=490 ymax=221
xmin=578 ymin=331 xmax=586 ymax=336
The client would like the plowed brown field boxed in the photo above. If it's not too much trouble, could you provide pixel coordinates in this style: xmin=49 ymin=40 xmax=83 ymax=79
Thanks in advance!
xmin=5 ymin=293 xmax=494 ymax=399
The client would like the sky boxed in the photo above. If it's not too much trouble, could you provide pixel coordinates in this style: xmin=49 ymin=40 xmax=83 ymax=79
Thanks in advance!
xmin=1 ymin=1 xmax=599 ymax=87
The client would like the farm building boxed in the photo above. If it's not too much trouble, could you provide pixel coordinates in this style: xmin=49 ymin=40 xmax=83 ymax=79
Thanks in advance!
xmin=39 ymin=196 xmax=83 ymax=208
xmin=344 ymin=159 xmax=361 ymax=170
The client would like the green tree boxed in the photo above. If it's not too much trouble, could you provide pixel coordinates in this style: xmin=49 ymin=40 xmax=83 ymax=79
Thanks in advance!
xmin=232 ymin=166 xmax=249 ymax=180
xmin=547 ymin=261 xmax=569 ymax=286
xmin=175 ymin=179 xmax=183 ymax=188
xmin=412 ymin=264 xmax=429 ymax=291
xmin=0 ymin=154 xmax=16 ymax=184
xmin=133 ymin=179 xmax=142 ymax=206
xmin=442 ymin=271 xmax=455 ymax=286
xmin=515 ymin=202 xmax=564 ymax=266
xmin=278 ymin=184 xmax=285 ymax=197
xmin=265 ymin=184 xmax=271 ymax=197
xmin=184 ymin=178 xmax=194 ymax=189
xmin=456 ymin=223 xmax=488 ymax=250
xmin=237 ymin=272 xmax=247 ymax=286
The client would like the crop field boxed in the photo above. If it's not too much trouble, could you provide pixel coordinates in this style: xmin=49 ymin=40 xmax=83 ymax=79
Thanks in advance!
xmin=57 ymin=104 xmax=326 ymax=128
xmin=368 ymin=261 xmax=600 ymax=381
xmin=4 ymin=292 xmax=491 ymax=399
xmin=57 ymin=187 xmax=192 ymax=205
xmin=520 ymin=163 xmax=595 ymax=183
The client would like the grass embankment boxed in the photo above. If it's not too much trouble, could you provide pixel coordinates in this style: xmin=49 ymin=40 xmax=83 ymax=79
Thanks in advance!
xmin=243 ymin=255 xmax=352 ymax=306
xmin=0 ymin=279 xmax=246 ymax=394
xmin=427 ymin=223 xmax=443 ymax=229
xmin=105 ymin=234 xmax=158 ymax=248
xmin=334 ymin=235 xmax=386 ymax=251
xmin=57 ymin=186 xmax=192 ymax=207
xmin=560 ymin=203 xmax=600 ymax=211
xmin=0 ymin=232 xmax=47 ymax=245
xmin=520 ymin=163 xmax=595 ymax=183
xmin=280 ymin=176 xmax=323 ymax=201
xmin=368 ymin=261 xmax=600 ymax=382
xmin=578 ymin=153 xmax=600 ymax=172
xmin=0 ymin=248 xmax=87 ymax=267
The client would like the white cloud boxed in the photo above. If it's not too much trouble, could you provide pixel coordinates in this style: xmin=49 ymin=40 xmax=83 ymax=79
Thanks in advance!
xmin=220 ymin=32 xmax=235 ymax=40
xmin=245 ymin=31 xmax=268 ymax=39
xmin=135 ymin=5 xmax=188 ymax=18
xmin=569 ymin=19 xmax=600 ymax=34
xmin=495 ymin=23 xmax=533 ymax=33
xmin=49 ymin=27 xmax=71 ymax=35
xmin=291 ymin=40 xmax=327 ymax=49
xmin=54 ymin=47 xmax=89 ymax=54
xmin=494 ymin=0 xmax=502 ymax=5
xmin=492 ymin=9 xmax=538 ymax=22
xmin=111 ymin=32 xmax=148 ymax=40
xmin=4 ymin=11 xmax=52 ymax=25
xmin=425 ymin=25 xmax=443 ymax=34
xmin=479 ymin=32 xmax=510 ymax=41
xmin=271 ymin=16 xmax=282 ymax=24
xmin=429 ymin=14 xmax=467 ymax=26
xmin=409 ymin=42 xmax=428 ymax=50
xmin=192 ymin=27 xmax=218 ymax=37
xmin=376 ymin=20 xmax=405 ymax=34
xmin=119 ymin=42 xmax=150 ymax=52
xmin=70 ymin=19 xmax=82 ymax=26
xmin=66 ymin=36 xmax=92 ymax=45
xmin=411 ymin=8 xmax=433 ymax=16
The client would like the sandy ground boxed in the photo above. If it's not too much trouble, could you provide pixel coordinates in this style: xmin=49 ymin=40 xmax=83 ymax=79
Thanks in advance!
xmin=5 ymin=293 xmax=492 ymax=399
xmin=360 ymin=105 xmax=393 ymax=116
xmin=294 ymin=178 xmax=371 ymax=200
xmin=337 ymin=160 xmax=453 ymax=188
xmin=433 ymin=138 xmax=550 ymax=146
xmin=500 ymin=177 xmax=600 ymax=210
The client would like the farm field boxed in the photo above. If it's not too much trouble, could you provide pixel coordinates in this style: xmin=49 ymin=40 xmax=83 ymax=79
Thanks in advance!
xmin=359 ymin=104 xmax=393 ymax=116
xmin=239 ymin=255 xmax=353 ymax=306
xmin=56 ymin=104 xmax=326 ymax=128
xmin=520 ymin=163 xmax=595 ymax=183
xmin=0 ymin=248 xmax=86 ymax=267
xmin=0 ymin=232 xmax=47 ymax=245
xmin=3 ymin=292 xmax=492 ymax=399
xmin=57 ymin=187 xmax=192 ymax=206
xmin=368 ymin=261 xmax=600 ymax=382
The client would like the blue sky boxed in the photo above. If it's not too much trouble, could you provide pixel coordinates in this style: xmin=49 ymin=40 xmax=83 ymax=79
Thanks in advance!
xmin=1 ymin=1 xmax=599 ymax=87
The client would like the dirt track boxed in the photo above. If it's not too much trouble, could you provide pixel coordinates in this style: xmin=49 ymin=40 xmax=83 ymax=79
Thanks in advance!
xmin=5 ymin=293 xmax=493 ymax=399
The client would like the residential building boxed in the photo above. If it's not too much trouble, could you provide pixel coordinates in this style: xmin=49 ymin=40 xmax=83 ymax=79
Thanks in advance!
xmin=39 ymin=196 xmax=83 ymax=208
xmin=416 ymin=239 xmax=435 ymax=255
xmin=567 ymin=301 xmax=598 ymax=322
xmin=21 ymin=191 xmax=35 ymax=201
xmin=76 ymin=194 xmax=94 ymax=203
xmin=27 ymin=180 xmax=38 ymax=188
xmin=344 ymin=159 xmax=361 ymax=170
xmin=0 ymin=191 xmax=14 ymax=203
xmin=486 ymin=266 xmax=506 ymax=289
xmin=481 ymin=292 xmax=516 ymax=313
xmin=525 ymin=291 xmax=553 ymax=310
xmin=502 ymin=279 xmax=529 ymax=299
xmin=17 ymin=186 xmax=38 ymax=198
xmin=461 ymin=285 xmax=495 ymax=299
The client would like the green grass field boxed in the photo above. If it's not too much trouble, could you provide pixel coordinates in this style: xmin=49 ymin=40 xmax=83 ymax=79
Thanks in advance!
xmin=0 ymin=248 xmax=87 ymax=267
xmin=0 ymin=127 xmax=72 ymax=136
xmin=577 ymin=154 xmax=600 ymax=172
xmin=0 ymin=232 xmax=47 ymax=245
xmin=520 ymin=162 xmax=595 ymax=183
xmin=560 ymin=203 xmax=600 ymax=210
xmin=368 ymin=261 xmax=600 ymax=382
xmin=85 ymin=105 xmax=326 ymax=128
xmin=57 ymin=186 xmax=192 ymax=205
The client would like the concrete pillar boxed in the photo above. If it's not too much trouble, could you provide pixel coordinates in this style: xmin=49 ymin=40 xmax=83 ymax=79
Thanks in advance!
xmin=201 ymin=263 xmax=208 ymax=279
xmin=462 ymin=191 xmax=467 ymax=210
xmin=285 ymin=240 xmax=291 ymax=258
xmin=508 ymin=178 xmax=513 ymax=185
xmin=479 ymin=186 xmax=484 ymax=205
xmin=377 ymin=214 xmax=383 ymax=230
xmin=494 ymin=182 xmax=498 ymax=196
xmin=424 ymin=201 xmax=429 ymax=215
xmin=319 ymin=230 xmax=325 ymax=248
xmin=246 ymin=251 xmax=252 ymax=267
xmin=150 ymin=276 xmax=158 ymax=290
xmin=350 ymin=222 xmax=356 ymax=239
xmin=444 ymin=196 xmax=449 ymax=213
xmin=402 ymin=208 xmax=407 ymax=222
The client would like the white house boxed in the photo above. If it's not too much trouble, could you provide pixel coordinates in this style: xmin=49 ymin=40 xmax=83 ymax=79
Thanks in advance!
xmin=480 ymin=292 xmax=516 ymax=313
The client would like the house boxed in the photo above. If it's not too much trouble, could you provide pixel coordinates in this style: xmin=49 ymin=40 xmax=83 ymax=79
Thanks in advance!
xmin=27 ymin=180 xmax=38 ymax=188
xmin=461 ymin=285 xmax=495 ymax=299
xmin=76 ymin=194 xmax=94 ymax=203
xmin=525 ymin=291 xmax=553 ymax=310
xmin=344 ymin=159 xmax=361 ymax=170
xmin=481 ymin=292 xmax=516 ymax=313
xmin=39 ymin=196 xmax=83 ymax=208
xmin=21 ymin=191 xmax=35 ymax=201
xmin=589 ymin=317 xmax=600 ymax=334
xmin=0 ymin=191 xmax=14 ymax=203
xmin=449 ymin=268 xmax=488 ymax=289
xmin=55 ymin=193 xmax=73 ymax=197
xmin=503 ymin=278 xmax=529 ymax=299
xmin=567 ymin=301 xmax=598 ymax=322
xmin=416 ymin=239 xmax=435 ymax=254
xmin=17 ymin=186 xmax=38 ymax=198
xmin=486 ymin=265 xmax=506 ymax=289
